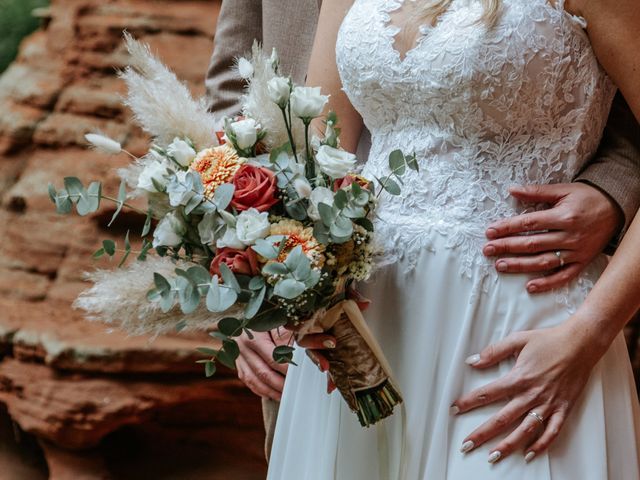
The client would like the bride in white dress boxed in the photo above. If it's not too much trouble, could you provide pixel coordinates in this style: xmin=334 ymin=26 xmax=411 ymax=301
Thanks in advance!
xmin=268 ymin=0 xmax=640 ymax=478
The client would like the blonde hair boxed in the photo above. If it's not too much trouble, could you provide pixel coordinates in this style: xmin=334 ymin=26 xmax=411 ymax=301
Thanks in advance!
xmin=415 ymin=0 xmax=502 ymax=27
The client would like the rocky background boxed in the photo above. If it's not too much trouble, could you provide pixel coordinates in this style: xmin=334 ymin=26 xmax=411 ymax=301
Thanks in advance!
xmin=0 ymin=1 xmax=267 ymax=478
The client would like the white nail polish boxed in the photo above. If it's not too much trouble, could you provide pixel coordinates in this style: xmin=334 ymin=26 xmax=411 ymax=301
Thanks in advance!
xmin=323 ymin=340 xmax=336 ymax=349
xmin=525 ymin=451 xmax=536 ymax=463
xmin=465 ymin=354 xmax=481 ymax=365
xmin=449 ymin=404 xmax=460 ymax=415
xmin=488 ymin=451 xmax=502 ymax=464
xmin=460 ymin=440 xmax=475 ymax=453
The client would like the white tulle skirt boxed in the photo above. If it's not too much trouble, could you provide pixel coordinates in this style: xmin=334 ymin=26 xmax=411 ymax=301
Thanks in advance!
xmin=267 ymin=232 xmax=640 ymax=479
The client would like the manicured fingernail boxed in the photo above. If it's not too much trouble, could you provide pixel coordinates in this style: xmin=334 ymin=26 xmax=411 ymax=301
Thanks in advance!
xmin=525 ymin=451 xmax=536 ymax=463
xmin=460 ymin=440 xmax=475 ymax=453
xmin=527 ymin=284 xmax=538 ymax=293
xmin=323 ymin=340 xmax=336 ymax=349
xmin=496 ymin=261 xmax=507 ymax=272
xmin=449 ymin=404 xmax=460 ymax=415
xmin=486 ymin=228 xmax=498 ymax=239
xmin=488 ymin=451 xmax=502 ymax=464
xmin=465 ymin=354 xmax=481 ymax=365
xmin=484 ymin=245 xmax=496 ymax=256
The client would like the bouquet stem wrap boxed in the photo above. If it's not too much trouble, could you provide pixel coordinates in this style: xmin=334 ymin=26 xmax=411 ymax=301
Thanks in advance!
xmin=298 ymin=299 xmax=403 ymax=427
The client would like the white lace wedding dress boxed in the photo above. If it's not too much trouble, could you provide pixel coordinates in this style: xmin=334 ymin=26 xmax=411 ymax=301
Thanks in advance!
xmin=268 ymin=0 xmax=640 ymax=478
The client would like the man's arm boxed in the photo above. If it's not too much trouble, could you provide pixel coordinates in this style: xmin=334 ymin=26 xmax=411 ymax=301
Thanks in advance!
xmin=575 ymin=92 xmax=640 ymax=245
xmin=483 ymin=93 xmax=640 ymax=293
xmin=205 ymin=0 xmax=262 ymax=117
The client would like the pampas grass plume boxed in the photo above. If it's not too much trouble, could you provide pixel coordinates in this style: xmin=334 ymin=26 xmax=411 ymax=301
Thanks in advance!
xmin=85 ymin=133 xmax=122 ymax=155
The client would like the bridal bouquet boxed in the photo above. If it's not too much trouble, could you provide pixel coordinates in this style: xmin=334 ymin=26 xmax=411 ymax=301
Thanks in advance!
xmin=49 ymin=35 xmax=416 ymax=427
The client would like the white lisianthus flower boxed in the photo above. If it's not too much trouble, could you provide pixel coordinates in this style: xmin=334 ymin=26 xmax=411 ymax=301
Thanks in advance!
xmin=167 ymin=138 xmax=196 ymax=167
xmin=216 ymin=226 xmax=245 ymax=250
xmin=237 ymin=57 xmax=254 ymax=79
xmin=235 ymin=208 xmax=271 ymax=245
xmin=315 ymin=145 xmax=357 ymax=179
xmin=230 ymin=118 xmax=259 ymax=150
xmin=307 ymin=186 xmax=334 ymax=221
xmin=85 ymin=133 xmax=122 ymax=155
xmin=267 ymin=77 xmax=291 ymax=107
xmin=153 ymin=212 xmax=187 ymax=248
xmin=290 ymin=86 xmax=329 ymax=119
xmin=293 ymin=177 xmax=312 ymax=199
xmin=137 ymin=161 xmax=169 ymax=192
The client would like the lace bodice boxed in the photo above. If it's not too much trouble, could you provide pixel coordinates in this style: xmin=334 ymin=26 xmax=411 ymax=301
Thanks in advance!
xmin=336 ymin=0 xmax=615 ymax=280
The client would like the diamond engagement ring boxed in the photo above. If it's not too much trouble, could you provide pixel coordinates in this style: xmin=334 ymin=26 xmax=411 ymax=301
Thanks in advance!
xmin=554 ymin=250 xmax=565 ymax=268
xmin=528 ymin=411 xmax=545 ymax=425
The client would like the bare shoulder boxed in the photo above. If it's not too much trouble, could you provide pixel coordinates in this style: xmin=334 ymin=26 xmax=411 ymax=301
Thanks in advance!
xmin=565 ymin=0 xmax=640 ymax=120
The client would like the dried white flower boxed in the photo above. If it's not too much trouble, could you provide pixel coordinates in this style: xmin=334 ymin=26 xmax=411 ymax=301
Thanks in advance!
xmin=293 ymin=177 xmax=312 ymax=199
xmin=237 ymin=57 xmax=254 ymax=79
xmin=84 ymin=133 xmax=122 ymax=155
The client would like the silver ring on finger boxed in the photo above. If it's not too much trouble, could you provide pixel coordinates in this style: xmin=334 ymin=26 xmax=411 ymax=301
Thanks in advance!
xmin=554 ymin=250 xmax=565 ymax=268
xmin=527 ymin=410 xmax=545 ymax=426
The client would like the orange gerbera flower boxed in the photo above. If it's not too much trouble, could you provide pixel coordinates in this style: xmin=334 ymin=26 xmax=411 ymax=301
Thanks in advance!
xmin=190 ymin=144 xmax=245 ymax=197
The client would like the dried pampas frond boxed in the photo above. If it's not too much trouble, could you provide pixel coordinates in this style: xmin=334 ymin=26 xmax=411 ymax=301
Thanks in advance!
xmin=120 ymin=33 xmax=220 ymax=151
xmin=74 ymin=256 xmax=241 ymax=336
xmin=241 ymin=42 xmax=306 ymax=150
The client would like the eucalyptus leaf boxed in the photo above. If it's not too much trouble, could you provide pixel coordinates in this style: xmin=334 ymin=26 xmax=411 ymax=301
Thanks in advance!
xmin=153 ymin=272 xmax=171 ymax=293
xmin=248 ymin=276 xmax=265 ymax=291
xmin=406 ymin=153 xmax=419 ymax=172
xmin=217 ymin=317 xmax=242 ymax=336
xmin=214 ymin=183 xmax=235 ymax=210
xmin=103 ymin=239 xmax=116 ymax=256
xmin=108 ymin=180 xmax=127 ymax=227
xmin=247 ymin=308 xmax=288 ymax=332
xmin=206 ymin=276 xmax=238 ymax=312
xmin=389 ymin=149 xmax=406 ymax=175
xmin=377 ymin=176 xmax=401 ymax=196
xmin=318 ymin=202 xmax=336 ymax=226
xmin=245 ymin=286 xmax=266 ymax=319
xmin=218 ymin=209 xmax=237 ymax=228
xmin=261 ymin=262 xmax=289 ymax=276
xmin=273 ymin=345 xmax=296 ymax=365
xmin=48 ymin=184 xmax=57 ymax=203
xmin=252 ymin=239 xmax=279 ymax=260
xmin=284 ymin=245 xmax=304 ymax=271
xmin=63 ymin=177 xmax=84 ymax=199
xmin=142 ymin=210 xmax=152 ymax=237
xmin=285 ymin=201 xmax=307 ymax=221
xmin=137 ymin=239 xmax=153 ymax=261
xmin=54 ymin=189 xmax=73 ymax=214
xmin=92 ymin=247 xmax=105 ymax=259
xmin=330 ymin=215 xmax=353 ymax=238
xmin=219 ymin=263 xmax=241 ymax=293
xmin=274 ymin=278 xmax=306 ymax=299
xmin=205 ymin=360 xmax=216 ymax=377
xmin=334 ymin=189 xmax=348 ymax=209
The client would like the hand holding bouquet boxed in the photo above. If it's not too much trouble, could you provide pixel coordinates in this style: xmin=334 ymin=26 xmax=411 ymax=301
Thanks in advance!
xmin=50 ymin=36 xmax=417 ymax=426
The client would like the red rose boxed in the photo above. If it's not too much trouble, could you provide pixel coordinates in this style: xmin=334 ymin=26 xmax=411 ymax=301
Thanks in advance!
xmin=210 ymin=247 xmax=260 ymax=277
xmin=231 ymin=164 xmax=279 ymax=212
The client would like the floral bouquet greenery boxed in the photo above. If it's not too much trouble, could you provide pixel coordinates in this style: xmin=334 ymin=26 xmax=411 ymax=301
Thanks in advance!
xmin=49 ymin=35 xmax=416 ymax=427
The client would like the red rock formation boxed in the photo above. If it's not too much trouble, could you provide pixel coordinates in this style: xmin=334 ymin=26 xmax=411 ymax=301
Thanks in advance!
xmin=0 ymin=1 xmax=268 ymax=478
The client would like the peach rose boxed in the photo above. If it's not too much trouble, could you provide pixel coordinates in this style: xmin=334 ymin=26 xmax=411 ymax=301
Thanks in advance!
xmin=332 ymin=175 xmax=372 ymax=192
xmin=210 ymin=247 xmax=260 ymax=277
xmin=231 ymin=164 xmax=279 ymax=212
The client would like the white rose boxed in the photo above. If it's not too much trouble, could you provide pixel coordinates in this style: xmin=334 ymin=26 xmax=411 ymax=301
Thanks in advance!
xmin=230 ymin=118 xmax=259 ymax=150
xmin=216 ymin=227 xmax=245 ymax=250
xmin=315 ymin=145 xmax=357 ymax=179
xmin=237 ymin=57 xmax=254 ymax=79
xmin=293 ymin=177 xmax=312 ymax=199
xmin=137 ymin=160 xmax=169 ymax=192
xmin=167 ymin=138 xmax=196 ymax=167
xmin=307 ymin=186 xmax=334 ymax=221
xmin=153 ymin=212 xmax=187 ymax=248
xmin=235 ymin=208 xmax=271 ymax=245
xmin=290 ymin=86 xmax=329 ymax=119
xmin=267 ymin=77 xmax=291 ymax=107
